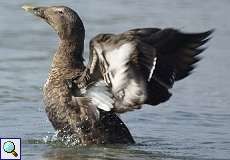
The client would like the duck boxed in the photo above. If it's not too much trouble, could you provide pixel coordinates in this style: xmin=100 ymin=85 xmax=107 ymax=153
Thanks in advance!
xmin=22 ymin=5 xmax=213 ymax=145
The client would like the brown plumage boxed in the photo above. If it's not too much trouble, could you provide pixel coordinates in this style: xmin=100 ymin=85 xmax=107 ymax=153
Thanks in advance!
xmin=23 ymin=5 xmax=134 ymax=145
xmin=88 ymin=28 xmax=213 ymax=112
xmin=22 ymin=5 xmax=213 ymax=144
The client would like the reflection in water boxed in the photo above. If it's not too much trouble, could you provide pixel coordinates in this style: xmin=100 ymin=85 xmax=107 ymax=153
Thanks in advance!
xmin=42 ymin=145 xmax=165 ymax=160
xmin=25 ymin=138 xmax=169 ymax=160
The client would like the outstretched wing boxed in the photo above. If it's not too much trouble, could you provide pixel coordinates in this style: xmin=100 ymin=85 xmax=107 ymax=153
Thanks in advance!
xmin=124 ymin=28 xmax=213 ymax=105
xmin=87 ymin=28 xmax=213 ymax=112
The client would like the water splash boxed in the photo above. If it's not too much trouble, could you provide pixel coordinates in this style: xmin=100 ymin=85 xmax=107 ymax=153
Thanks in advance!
xmin=40 ymin=130 xmax=85 ymax=147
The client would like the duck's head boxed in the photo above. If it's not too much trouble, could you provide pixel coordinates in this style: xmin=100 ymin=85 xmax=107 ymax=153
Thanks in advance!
xmin=22 ymin=5 xmax=85 ymax=41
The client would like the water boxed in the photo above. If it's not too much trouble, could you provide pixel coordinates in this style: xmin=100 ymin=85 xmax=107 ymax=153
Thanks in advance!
xmin=0 ymin=0 xmax=230 ymax=159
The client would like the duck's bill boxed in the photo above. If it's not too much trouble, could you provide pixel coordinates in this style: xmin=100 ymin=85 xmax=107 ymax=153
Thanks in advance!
xmin=22 ymin=5 xmax=46 ymax=19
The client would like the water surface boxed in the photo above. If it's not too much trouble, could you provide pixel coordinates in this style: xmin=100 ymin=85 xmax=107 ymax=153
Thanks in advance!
xmin=0 ymin=0 xmax=230 ymax=159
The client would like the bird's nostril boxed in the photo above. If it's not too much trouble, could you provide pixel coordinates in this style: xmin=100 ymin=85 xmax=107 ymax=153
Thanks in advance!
xmin=32 ymin=7 xmax=46 ymax=18
xmin=32 ymin=8 xmax=40 ymax=15
xmin=32 ymin=7 xmax=39 ymax=11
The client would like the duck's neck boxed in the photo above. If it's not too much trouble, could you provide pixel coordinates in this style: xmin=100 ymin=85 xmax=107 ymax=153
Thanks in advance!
xmin=52 ymin=38 xmax=85 ymax=69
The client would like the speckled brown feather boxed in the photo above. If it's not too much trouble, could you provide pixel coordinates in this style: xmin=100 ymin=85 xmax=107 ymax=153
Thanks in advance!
xmin=22 ymin=5 xmax=135 ymax=144
xmin=24 ymin=4 xmax=212 ymax=144
xmin=88 ymin=28 xmax=213 ymax=110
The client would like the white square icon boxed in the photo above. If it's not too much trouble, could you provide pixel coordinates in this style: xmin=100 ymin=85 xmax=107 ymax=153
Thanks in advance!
xmin=0 ymin=138 xmax=21 ymax=160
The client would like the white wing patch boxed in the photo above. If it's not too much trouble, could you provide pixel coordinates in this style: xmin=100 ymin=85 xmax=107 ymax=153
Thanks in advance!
xmin=86 ymin=81 xmax=114 ymax=111
xmin=148 ymin=57 xmax=157 ymax=82
xmin=105 ymin=43 xmax=134 ymax=92
xmin=93 ymin=42 xmax=147 ymax=110
xmin=123 ymin=78 xmax=146 ymax=106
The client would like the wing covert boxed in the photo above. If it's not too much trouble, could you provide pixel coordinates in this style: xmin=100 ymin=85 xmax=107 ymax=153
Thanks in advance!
xmin=86 ymin=28 xmax=213 ymax=112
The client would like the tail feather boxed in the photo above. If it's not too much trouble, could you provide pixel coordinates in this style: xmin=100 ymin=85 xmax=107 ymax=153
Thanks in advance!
xmin=99 ymin=110 xmax=135 ymax=144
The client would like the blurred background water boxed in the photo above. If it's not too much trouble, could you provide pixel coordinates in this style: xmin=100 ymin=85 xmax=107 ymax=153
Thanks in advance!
xmin=0 ymin=0 xmax=230 ymax=159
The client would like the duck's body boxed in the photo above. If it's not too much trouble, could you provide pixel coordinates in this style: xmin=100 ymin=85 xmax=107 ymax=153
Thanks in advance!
xmin=23 ymin=5 xmax=212 ymax=145
xmin=43 ymin=41 xmax=134 ymax=144
xmin=44 ymin=65 xmax=134 ymax=144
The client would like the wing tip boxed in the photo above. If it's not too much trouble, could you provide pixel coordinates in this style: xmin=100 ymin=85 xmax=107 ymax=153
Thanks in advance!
xmin=180 ymin=28 xmax=215 ymax=43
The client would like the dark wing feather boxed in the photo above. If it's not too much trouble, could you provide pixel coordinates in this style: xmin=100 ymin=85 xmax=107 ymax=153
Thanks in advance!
xmin=154 ymin=29 xmax=213 ymax=82
xmin=123 ymin=28 xmax=213 ymax=105
xmin=87 ymin=28 xmax=213 ymax=111
xmin=126 ymin=28 xmax=213 ymax=83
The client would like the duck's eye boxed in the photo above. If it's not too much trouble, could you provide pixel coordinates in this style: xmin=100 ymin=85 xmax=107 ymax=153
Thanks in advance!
xmin=57 ymin=10 xmax=64 ymax=14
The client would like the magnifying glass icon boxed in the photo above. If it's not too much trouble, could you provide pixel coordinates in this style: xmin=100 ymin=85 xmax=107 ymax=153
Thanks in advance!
xmin=3 ymin=141 xmax=18 ymax=157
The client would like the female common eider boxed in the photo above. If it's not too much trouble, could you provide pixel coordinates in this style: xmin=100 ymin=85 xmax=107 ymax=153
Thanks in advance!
xmin=22 ymin=5 xmax=213 ymax=145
